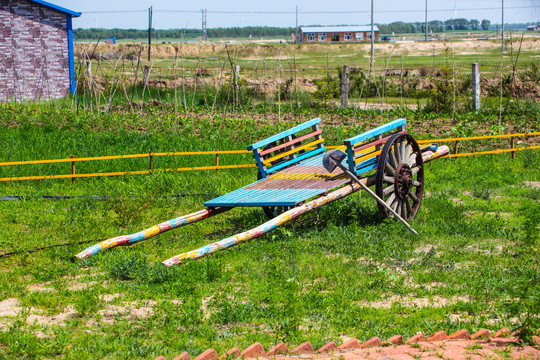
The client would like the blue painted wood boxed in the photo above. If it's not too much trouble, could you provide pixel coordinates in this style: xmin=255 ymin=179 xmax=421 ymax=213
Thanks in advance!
xmin=356 ymin=162 xmax=378 ymax=176
xmin=343 ymin=118 xmax=406 ymax=146
xmin=247 ymin=118 xmax=321 ymax=151
xmin=346 ymin=145 xmax=356 ymax=174
xmin=266 ymin=146 xmax=326 ymax=174
xmin=252 ymin=149 xmax=267 ymax=178
xmin=205 ymin=186 xmax=328 ymax=207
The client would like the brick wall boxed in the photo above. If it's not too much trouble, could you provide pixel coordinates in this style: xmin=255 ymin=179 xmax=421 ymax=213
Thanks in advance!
xmin=0 ymin=0 xmax=69 ymax=102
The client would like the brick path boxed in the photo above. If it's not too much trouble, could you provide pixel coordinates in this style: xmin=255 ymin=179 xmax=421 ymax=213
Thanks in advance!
xmin=154 ymin=328 xmax=540 ymax=360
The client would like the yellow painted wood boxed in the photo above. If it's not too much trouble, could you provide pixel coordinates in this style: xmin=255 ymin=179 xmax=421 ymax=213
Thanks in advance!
xmin=354 ymin=149 xmax=382 ymax=164
xmin=262 ymin=138 xmax=324 ymax=165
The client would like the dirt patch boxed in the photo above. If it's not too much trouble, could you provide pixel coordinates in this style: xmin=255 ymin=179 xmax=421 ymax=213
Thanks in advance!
xmin=358 ymin=295 xmax=470 ymax=309
xmin=0 ymin=298 xmax=22 ymax=317
xmin=524 ymin=181 xmax=540 ymax=189
xmin=100 ymin=293 xmax=121 ymax=302
xmin=414 ymin=244 xmax=437 ymax=254
xmin=28 ymin=283 xmax=56 ymax=293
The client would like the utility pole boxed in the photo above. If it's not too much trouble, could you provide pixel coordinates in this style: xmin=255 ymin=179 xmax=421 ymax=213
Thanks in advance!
xmin=295 ymin=5 xmax=299 ymax=44
xmin=202 ymin=9 xmax=208 ymax=41
xmin=370 ymin=0 xmax=374 ymax=63
xmin=501 ymin=0 xmax=505 ymax=52
xmin=148 ymin=6 xmax=152 ymax=61
xmin=425 ymin=0 xmax=428 ymax=42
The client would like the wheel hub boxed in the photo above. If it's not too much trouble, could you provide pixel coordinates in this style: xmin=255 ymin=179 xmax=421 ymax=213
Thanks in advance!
xmin=395 ymin=163 xmax=413 ymax=200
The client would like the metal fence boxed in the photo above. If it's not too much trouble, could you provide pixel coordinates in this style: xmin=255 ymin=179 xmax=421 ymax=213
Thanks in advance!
xmin=1 ymin=132 xmax=538 ymax=183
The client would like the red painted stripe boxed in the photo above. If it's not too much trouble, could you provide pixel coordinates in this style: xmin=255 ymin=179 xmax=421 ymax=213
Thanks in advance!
xmin=353 ymin=130 xmax=407 ymax=154
xmin=260 ymin=129 xmax=322 ymax=156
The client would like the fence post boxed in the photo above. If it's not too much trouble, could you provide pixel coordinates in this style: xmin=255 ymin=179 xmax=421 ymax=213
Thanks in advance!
xmin=341 ymin=65 xmax=350 ymax=107
xmin=216 ymin=149 xmax=219 ymax=172
xmin=143 ymin=65 xmax=150 ymax=87
xmin=71 ymin=155 xmax=75 ymax=184
xmin=149 ymin=151 xmax=153 ymax=171
xmin=472 ymin=63 xmax=480 ymax=111
xmin=453 ymin=141 xmax=459 ymax=155
xmin=510 ymin=137 xmax=515 ymax=160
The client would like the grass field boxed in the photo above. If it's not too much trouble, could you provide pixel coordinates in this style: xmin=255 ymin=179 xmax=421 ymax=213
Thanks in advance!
xmin=0 ymin=105 xmax=539 ymax=359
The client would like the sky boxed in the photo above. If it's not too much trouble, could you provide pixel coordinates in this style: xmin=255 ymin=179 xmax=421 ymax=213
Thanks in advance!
xmin=54 ymin=0 xmax=539 ymax=29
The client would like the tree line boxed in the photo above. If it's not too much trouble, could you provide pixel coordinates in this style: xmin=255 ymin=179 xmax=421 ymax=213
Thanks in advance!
xmin=377 ymin=18 xmax=491 ymax=34
xmin=74 ymin=19 xmax=538 ymax=40
xmin=73 ymin=27 xmax=295 ymax=40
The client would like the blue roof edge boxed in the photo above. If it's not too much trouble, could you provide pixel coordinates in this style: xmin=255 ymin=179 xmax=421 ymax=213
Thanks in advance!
xmin=26 ymin=0 xmax=81 ymax=17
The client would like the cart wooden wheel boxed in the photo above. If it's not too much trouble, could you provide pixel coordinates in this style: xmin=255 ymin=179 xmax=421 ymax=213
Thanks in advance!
xmin=376 ymin=133 xmax=424 ymax=221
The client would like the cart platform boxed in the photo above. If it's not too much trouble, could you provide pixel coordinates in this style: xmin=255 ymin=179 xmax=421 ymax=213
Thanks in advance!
xmin=205 ymin=117 xmax=406 ymax=208
xmin=204 ymin=152 xmax=350 ymax=207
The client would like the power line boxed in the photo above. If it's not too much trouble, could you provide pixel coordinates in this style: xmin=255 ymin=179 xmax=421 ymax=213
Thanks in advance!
xmin=82 ymin=6 xmax=533 ymax=15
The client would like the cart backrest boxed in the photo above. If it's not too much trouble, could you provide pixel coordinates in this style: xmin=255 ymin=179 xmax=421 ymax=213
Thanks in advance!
xmin=248 ymin=118 xmax=325 ymax=178
xmin=342 ymin=118 xmax=407 ymax=176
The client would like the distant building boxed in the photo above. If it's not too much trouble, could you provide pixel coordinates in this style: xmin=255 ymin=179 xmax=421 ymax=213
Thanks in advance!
xmin=526 ymin=25 xmax=539 ymax=31
xmin=299 ymin=26 xmax=379 ymax=43
xmin=0 ymin=0 xmax=81 ymax=102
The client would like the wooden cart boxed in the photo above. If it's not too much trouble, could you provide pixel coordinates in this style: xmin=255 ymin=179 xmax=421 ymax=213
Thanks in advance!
xmin=75 ymin=118 xmax=448 ymax=266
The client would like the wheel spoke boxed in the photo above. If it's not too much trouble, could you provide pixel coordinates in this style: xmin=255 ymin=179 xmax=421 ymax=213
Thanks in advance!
xmin=389 ymin=150 xmax=398 ymax=168
xmin=383 ymin=176 xmax=395 ymax=184
xmin=396 ymin=199 xmax=402 ymax=218
xmin=383 ymin=184 xmax=395 ymax=196
xmin=412 ymin=180 xmax=421 ymax=187
xmin=389 ymin=198 xmax=398 ymax=217
xmin=410 ymin=191 xmax=419 ymax=203
xmin=386 ymin=193 xmax=396 ymax=207
xmin=408 ymin=153 xmax=416 ymax=166
xmin=385 ymin=161 xmax=396 ymax=176
xmin=411 ymin=166 xmax=420 ymax=175
xmin=405 ymin=198 xmax=413 ymax=216
xmin=405 ymin=144 xmax=412 ymax=162
xmin=394 ymin=143 xmax=401 ymax=164
xmin=400 ymin=141 xmax=407 ymax=164
xmin=402 ymin=200 xmax=408 ymax=219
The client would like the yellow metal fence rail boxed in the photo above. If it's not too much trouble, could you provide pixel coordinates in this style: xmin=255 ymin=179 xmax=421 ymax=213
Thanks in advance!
xmin=1 ymin=132 xmax=538 ymax=182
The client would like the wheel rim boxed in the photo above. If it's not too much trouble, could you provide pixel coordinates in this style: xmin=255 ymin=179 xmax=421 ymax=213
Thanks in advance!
xmin=375 ymin=133 xmax=424 ymax=221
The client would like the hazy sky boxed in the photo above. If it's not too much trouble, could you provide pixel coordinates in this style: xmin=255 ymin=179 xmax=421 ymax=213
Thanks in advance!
xmin=54 ymin=0 xmax=539 ymax=29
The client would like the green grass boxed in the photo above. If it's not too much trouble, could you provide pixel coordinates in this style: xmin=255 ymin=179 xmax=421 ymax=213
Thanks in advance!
xmin=0 ymin=108 xmax=539 ymax=359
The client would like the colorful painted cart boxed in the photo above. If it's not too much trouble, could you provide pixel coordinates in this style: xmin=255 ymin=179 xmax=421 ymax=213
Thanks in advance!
xmin=75 ymin=118 xmax=449 ymax=266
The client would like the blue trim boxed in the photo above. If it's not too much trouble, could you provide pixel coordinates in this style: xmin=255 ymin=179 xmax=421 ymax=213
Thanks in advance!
xmin=355 ymin=162 xmax=378 ymax=176
xmin=247 ymin=118 xmax=321 ymax=151
xmin=343 ymin=118 xmax=407 ymax=146
xmin=27 ymin=0 xmax=81 ymax=17
xmin=252 ymin=149 xmax=267 ymax=178
xmin=205 ymin=188 xmax=327 ymax=207
xmin=66 ymin=15 xmax=75 ymax=94
xmin=266 ymin=146 xmax=326 ymax=174
xmin=346 ymin=145 xmax=356 ymax=173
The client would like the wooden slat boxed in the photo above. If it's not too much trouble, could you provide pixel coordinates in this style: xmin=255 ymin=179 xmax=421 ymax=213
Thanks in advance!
xmin=252 ymin=147 xmax=268 ymax=178
xmin=266 ymin=146 xmax=326 ymax=174
xmin=247 ymin=118 xmax=321 ymax=151
xmin=260 ymin=129 xmax=322 ymax=156
xmin=343 ymin=118 xmax=407 ymax=146
xmin=263 ymin=138 xmax=324 ymax=165
xmin=354 ymin=149 xmax=382 ymax=164
xmin=354 ymin=130 xmax=406 ymax=154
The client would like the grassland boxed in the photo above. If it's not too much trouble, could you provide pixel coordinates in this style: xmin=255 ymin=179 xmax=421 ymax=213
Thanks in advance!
xmin=0 ymin=102 xmax=539 ymax=359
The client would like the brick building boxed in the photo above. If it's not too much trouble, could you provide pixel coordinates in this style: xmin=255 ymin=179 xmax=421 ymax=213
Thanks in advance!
xmin=0 ymin=0 xmax=81 ymax=102
xmin=299 ymin=26 xmax=379 ymax=43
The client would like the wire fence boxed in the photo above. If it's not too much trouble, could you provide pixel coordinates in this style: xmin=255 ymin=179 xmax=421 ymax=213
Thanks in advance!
xmin=1 ymin=132 xmax=538 ymax=183
xmin=46 ymin=36 xmax=537 ymax=119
